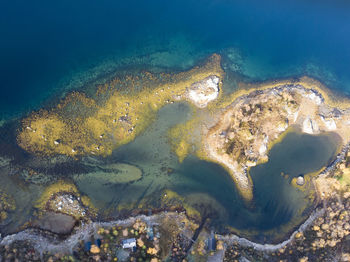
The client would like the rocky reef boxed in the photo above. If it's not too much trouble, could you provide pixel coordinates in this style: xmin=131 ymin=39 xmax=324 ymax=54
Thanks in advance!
xmin=17 ymin=54 xmax=223 ymax=158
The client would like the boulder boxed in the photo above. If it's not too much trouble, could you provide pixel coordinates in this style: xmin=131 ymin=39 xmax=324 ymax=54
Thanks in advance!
xmin=296 ymin=176 xmax=305 ymax=186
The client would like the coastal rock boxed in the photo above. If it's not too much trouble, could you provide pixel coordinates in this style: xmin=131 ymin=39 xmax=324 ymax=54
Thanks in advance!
xmin=204 ymin=81 xmax=350 ymax=201
xmin=48 ymin=194 xmax=86 ymax=218
xmin=302 ymin=117 xmax=319 ymax=134
xmin=186 ymin=75 xmax=220 ymax=108
xmin=321 ymin=116 xmax=337 ymax=130
xmin=296 ymin=176 xmax=305 ymax=186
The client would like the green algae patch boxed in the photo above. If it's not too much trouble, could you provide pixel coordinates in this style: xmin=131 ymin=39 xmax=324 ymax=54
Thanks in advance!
xmin=74 ymin=163 xmax=142 ymax=184
xmin=17 ymin=54 xmax=224 ymax=157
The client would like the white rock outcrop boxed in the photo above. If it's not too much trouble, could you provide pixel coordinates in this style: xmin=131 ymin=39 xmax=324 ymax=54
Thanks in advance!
xmin=302 ymin=117 xmax=319 ymax=134
xmin=321 ymin=116 xmax=337 ymax=130
xmin=187 ymin=75 xmax=220 ymax=108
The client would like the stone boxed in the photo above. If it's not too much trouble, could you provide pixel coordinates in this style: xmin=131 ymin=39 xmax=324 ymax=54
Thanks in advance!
xmin=296 ymin=176 xmax=305 ymax=186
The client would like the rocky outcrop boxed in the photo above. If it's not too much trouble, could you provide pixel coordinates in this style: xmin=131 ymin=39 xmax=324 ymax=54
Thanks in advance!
xmin=204 ymin=83 xmax=350 ymax=201
xmin=186 ymin=75 xmax=220 ymax=108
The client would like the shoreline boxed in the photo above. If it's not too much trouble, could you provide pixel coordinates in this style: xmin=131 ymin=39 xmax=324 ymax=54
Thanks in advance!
xmin=0 ymin=205 xmax=327 ymax=257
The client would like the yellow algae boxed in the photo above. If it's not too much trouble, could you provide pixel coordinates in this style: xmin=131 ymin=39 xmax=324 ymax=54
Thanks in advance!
xmin=175 ymin=140 xmax=191 ymax=163
xmin=0 ymin=189 xmax=16 ymax=222
xmin=161 ymin=189 xmax=201 ymax=220
xmin=81 ymin=195 xmax=98 ymax=215
xmin=17 ymin=54 xmax=224 ymax=157
xmin=35 ymin=180 xmax=80 ymax=210
xmin=35 ymin=180 xmax=96 ymax=219
xmin=168 ymin=114 xmax=200 ymax=162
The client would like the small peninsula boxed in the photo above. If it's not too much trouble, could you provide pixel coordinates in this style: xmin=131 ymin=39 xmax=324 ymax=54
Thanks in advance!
xmin=17 ymin=54 xmax=223 ymax=157
xmin=201 ymin=78 xmax=350 ymax=201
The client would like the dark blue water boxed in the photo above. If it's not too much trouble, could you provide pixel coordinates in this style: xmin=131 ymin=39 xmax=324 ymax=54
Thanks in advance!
xmin=1 ymin=0 xmax=350 ymax=119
